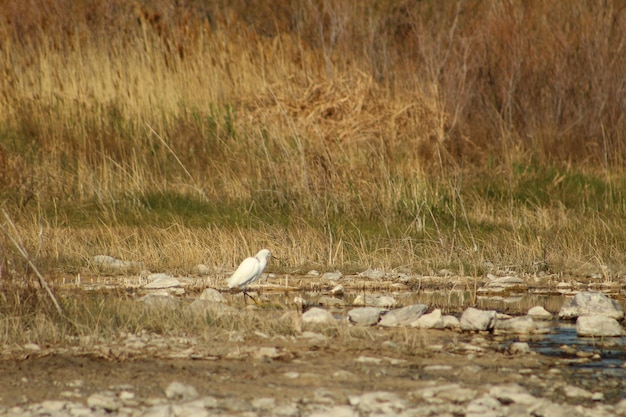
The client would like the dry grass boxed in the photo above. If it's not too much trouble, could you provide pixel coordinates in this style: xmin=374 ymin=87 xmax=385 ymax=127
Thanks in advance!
xmin=0 ymin=0 xmax=624 ymax=286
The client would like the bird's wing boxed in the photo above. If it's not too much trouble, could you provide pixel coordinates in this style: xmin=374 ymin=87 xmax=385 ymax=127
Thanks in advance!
xmin=228 ymin=257 xmax=261 ymax=289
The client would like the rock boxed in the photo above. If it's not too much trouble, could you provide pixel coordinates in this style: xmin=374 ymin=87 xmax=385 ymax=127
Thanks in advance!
xmin=187 ymin=299 xmax=235 ymax=315
xmin=254 ymin=347 xmax=283 ymax=360
xmin=528 ymin=306 xmax=553 ymax=320
xmin=509 ymin=342 xmax=531 ymax=355
xmin=40 ymin=400 xmax=67 ymax=412
xmin=442 ymin=315 xmax=461 ymax=329
xmin=318 ymin=296 xmax=345 ymax=307
xmin=193 ymin=264 xmax=211 ymax=275
xmin=322 ymin=271 xmax=343 ymax=280
xmin=359 ymin=268 xmax=386 ymax=279
xmin=302 ymin=307 xmax=335 ymax=326
xmin=306 ymin=270 xmax=320 ymax=276
xmin=171 ymin=402 xmax=211 ymax=417
xmin=139 ymin=293 xmax=180 ymax=309
xmin=411 ymin=309 xmax=444 ymax=329
xmin=329 ymin=284 xmax=344 ymax=296
xmin=92 ymin=255 xmax=137 ymax=269
xmin=309 ymin=406 xmax=354 ymax=417
xmin=576 ymin=315 xmax=624 ymax=337
xmin=23 ymin=343 xmax=41 ymax=351
xmin=251 ymin=397 xmax=276 ymax=411
xmin=347 ymin=307 xmax=384 ymax=326
xmin=558 ymin=291 xmax=624 ymax=320
xmin=165 ymin=382 xmax=199 ymax=401
xmin=144 ymin=274 xmax=181 ymax=289
xmin=378 ymin=304 xmax=428 ymax=327
xmin=348 ymin=391 xmax=405 ymax=415
xmin=198 ymin=288 xmax=227 ymax=303
xmin=460 ymin=308 xmax=497 ymax=331
xmin=562 ymin=384 xmax=593 ymax=399
xmin=87 ymin=392 xmax=120 ymax=412
xmin=489 ymin=384 xmax=537 ymax=405
xmin=141 ymin=404 xmax=172 ymax=417
xmin=495 ymin=316 xmax=537 ymax=334
xmin=272 ymin=403 xmax=301 ymax=417
xmin=352 ymin=294 xmax=397 ymax=308
xmin=465 ymin=394 xmax=502 ymax=417
xmin=480 ymin=276 xmax=527 ymax=292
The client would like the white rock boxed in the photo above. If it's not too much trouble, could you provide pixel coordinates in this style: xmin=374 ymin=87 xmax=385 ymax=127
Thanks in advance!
xmin=193 ymin=264 xmax=211 ymax=275
xmin=558 ymin=291 xmax=624 ymax=320
xmin=329 ymin=284 xmax=344 ymax=295
xmin=165 ymin=382 xmax=199 ymax=401
xmin=460 ymin=307 xmax=497 ymax=331
xmin=251 ymin=397 xmax=276 ymax=411
xmin=92 ymin=255 xmax=136 ymax=269
xmin=139 ymin=293 xmax=180 ymax=309
xmin=352 ymin=294 xmax=397 ymax=308
xmin=442 ymin=315 xmax=460 ymax=329
xmin=187 ymin=299 xmax=235 ymax=315
xmin=576 ymin=315 xmax=624 ymax=337
xmin=306 ymin=270 xmax=320 ymax=276
xmin=532 ymin=401 xmax=584 ymax=417
xmin=528 ymin=306 xmax=553 ymax=320
xmin=198 ymin=288 xmax=227 ymax=303
xmin=489 ymin=384 xmax=537 ymax=404
xmin=272 ymin=403 xmax=300 ymax=417
xmin=465 ymin=394 xmax=502 ymax=417
xmin=322 ymin=271 xmax=343 ymax=280
xmin=23 ymin=343 xmax=41 ymax=351
xmin=347 ymin=307 xmax=384 ymax=326
xmin=171 ymin=403 xmax=210 ymax=417
xmin=318 ymin=296 xmax=345 ymax=307
xmin=411 ymin=309 xmax=444 ymax=329
xmin=144 ymin=274 xmax=181 ymax=289
xmin=302 ymin=307 xmax=335 ymax=326
xmin=378 ymin=304 xmax=428 ymax=327
xmin=348 ymin=391 xmax=405 ymax=415
xmin=562 ymin=384 xmax=593 ymax=399
xmin=87 ymin=392 xmax=120 ymax=412
xmin=308 ymin=405 xmax=354 ymax=417
xmin=495 ymin=316 xmax=538 ymax=334
xmin=40 ymin=400 xmax=67 ymax=412
xmin=359 ymin=268 xmax=386 ymax=279
xmin=509 ymin=342 xmax=531 ymax=355
xmin=141 ymin=404 xmax=172 ymax=417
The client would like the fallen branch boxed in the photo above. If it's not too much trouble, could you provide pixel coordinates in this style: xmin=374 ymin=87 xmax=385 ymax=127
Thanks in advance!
xmin=0 ymin=209 xmax=63 ymax=316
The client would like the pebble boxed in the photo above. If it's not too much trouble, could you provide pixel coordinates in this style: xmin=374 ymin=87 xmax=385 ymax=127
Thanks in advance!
xmin=164 ymin=382 xmax=198 ymax=401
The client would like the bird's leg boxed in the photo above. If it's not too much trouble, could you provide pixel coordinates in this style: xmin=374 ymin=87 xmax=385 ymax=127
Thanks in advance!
xmin=242 ymin=288 xmax=257 ymax=304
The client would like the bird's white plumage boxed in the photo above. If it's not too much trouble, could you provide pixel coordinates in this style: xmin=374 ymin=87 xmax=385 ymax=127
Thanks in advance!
xmin=227 ymin=249 xmax=272 ymax=290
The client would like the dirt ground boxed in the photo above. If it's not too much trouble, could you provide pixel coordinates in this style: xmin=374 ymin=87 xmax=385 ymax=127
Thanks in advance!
xmin=2 ymin=326 xmax=622 ymax=409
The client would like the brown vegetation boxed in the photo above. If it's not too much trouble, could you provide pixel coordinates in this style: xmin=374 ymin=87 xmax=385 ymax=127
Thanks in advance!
xmin=0 ymin=0 xmax=624 ymax=277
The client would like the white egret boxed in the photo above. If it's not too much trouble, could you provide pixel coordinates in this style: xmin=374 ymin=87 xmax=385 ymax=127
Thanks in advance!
xmin=227 ymin=249 xmax=273 ymax=303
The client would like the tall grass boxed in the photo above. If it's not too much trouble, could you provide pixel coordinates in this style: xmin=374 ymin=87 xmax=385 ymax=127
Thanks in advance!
xmin=0 ymin=0 xmax=624 ymax=279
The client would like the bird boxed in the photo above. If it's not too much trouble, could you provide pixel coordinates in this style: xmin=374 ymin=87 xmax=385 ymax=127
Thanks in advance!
xmin=227 ymin=249 xmax=273 ymax=303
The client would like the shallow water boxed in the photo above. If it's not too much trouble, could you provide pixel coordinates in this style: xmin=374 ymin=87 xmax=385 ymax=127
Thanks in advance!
xmin=529 ymin=322 xmax=626 ymax=373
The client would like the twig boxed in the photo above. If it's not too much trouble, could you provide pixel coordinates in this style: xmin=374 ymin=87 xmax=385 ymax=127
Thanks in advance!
xmin=0 ymin=209 xmax=64 ymax=316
